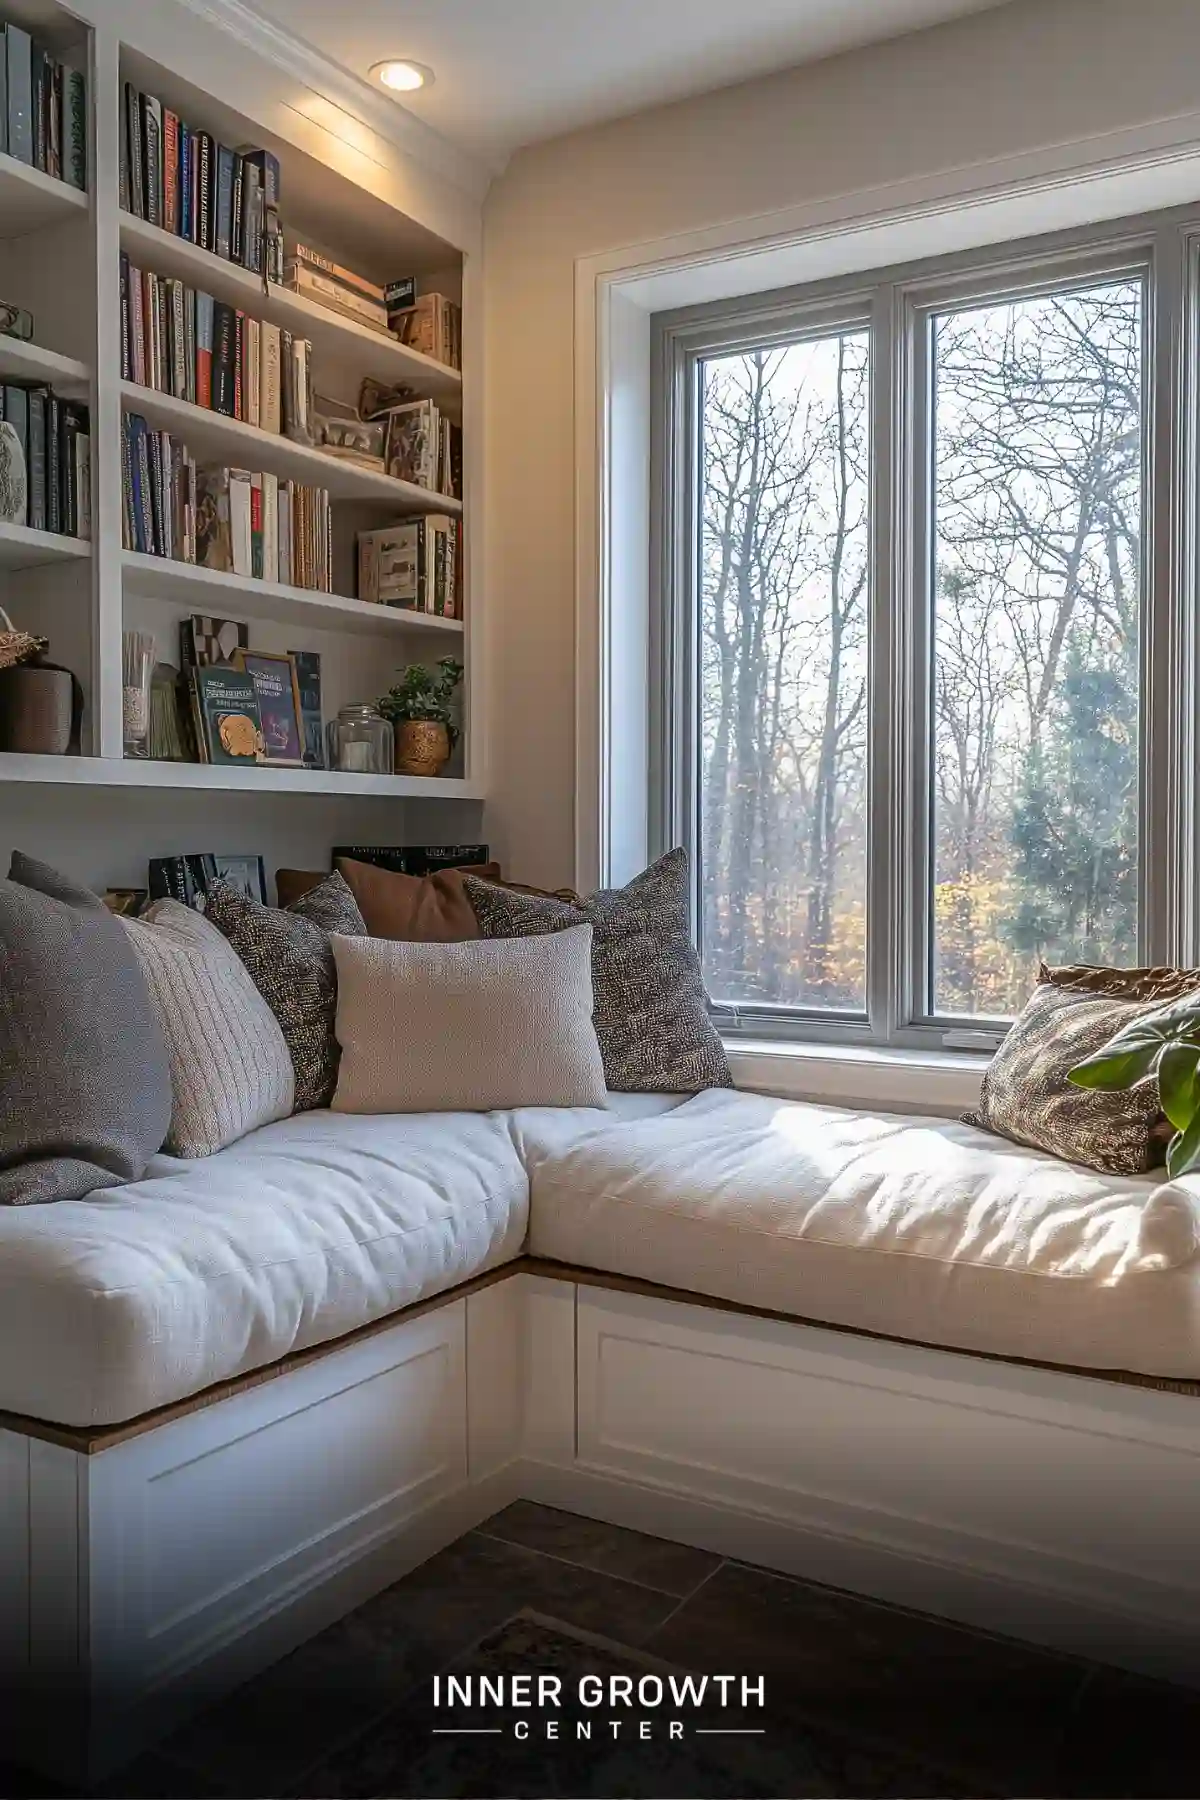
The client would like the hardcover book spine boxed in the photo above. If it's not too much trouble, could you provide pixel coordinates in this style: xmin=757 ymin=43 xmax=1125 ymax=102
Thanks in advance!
xmin=260 ymin=321 xmax=281 ymax=436
xmin=230 ymin=153 xmax=244 ymax=263
xmin=246 ymin=316 xmax=261 ymax=429
xmin=197 ymin=132 xmax=213 ymax=253
xmin=163 ymin=110 xmax=179 ymax=235
xmin=289 ymin=242 xmax=385 ymax=304
xmin=195 ymin=291 xmax=214 ymax=410
xmin=141 ymin=94 xmax=163 ymax=228
xmin=171 ymin=279 xmax=187 ymax=400
xmin=233 ymin=311 xmax=244 ymax=420
xmin=215 ymin=145 xmax=234 ymax=260
xmin=27 ymin=388 xmax=46 ymax=532
xmin=125 ymin=83 xmax=143 ymax=216
xmin=250 ymin=472 xmax=263 ymax=579
xmin=75 ymin=424 xmax=90 ymax=541
xmin=212 ymin=302 xmax=235 ymax=416
xmin=185 ymin=286 xmax=196 ymax=406
xmin=179 ymin=123 xmax=191 ymax=240
xmin=229 ymin=469 xmax=252 ymax=577
xmin=45 ymin=392 xmax=60 ymax=533
xmin=63 ymin=62 xmax=85 ymax=189
xmin=119 ymin=253 xmax=131 ymax=382
xmin=131 ymin=264 xmax=146 ymax=387
xmin=240 ymin=163 xmax=261 ymax=272
xmin=49 ymin=57 xmax=62 ymax=180
xmin=30 ymin=44 xmax=45 ymax=173
xmin=7 ymin=25 xmax=33 ymax=165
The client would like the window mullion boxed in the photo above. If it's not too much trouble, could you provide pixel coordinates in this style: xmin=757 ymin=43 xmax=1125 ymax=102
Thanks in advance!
xmin=867 ymin=283 xmax=902 ymax=1045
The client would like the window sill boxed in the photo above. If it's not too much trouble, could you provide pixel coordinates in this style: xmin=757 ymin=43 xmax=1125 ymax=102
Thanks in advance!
xmin=725 ymin=1037 xmax=986 ymax=1117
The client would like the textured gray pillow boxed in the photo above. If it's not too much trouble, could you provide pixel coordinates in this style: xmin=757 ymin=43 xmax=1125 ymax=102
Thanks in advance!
xmin=463 ymin=848 xmax=732 ymax=1094
xmin=203 ymin=871 xmax=367 ymax=1111
xmin=0 ymin=852 xmax=172 ymax=1205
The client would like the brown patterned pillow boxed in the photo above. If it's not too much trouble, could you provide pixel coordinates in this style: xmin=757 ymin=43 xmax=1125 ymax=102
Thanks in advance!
xmin=962 ymin=973 xmax=1200 ymax=1175
xmin=203 ymin=872 xmax=367 ymax=1112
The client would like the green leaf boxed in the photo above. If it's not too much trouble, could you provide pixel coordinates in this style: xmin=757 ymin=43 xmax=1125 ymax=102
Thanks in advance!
xmin=1167 ymin=1106 xmax=1200 ymax=1179
xmin=1068 ymin=992 xmax=1200 ymax=1092
xmin=1158 ymin=1043 xmax=1200 ymax=1133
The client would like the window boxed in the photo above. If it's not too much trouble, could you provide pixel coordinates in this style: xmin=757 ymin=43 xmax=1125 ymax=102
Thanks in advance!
xmin=656 ymin=216 xmax=1188 ymax=1051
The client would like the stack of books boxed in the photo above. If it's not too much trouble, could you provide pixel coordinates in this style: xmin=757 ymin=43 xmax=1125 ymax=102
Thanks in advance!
xmin=122 ymin=411 xmax=332 ymax=592
xmin=120 ymin=255 xmax=313 ymax=440
xmin=120 ymin=85 xmax=282 ymax=279
xmin=0 ymin=18 xmax=86 ymax=188
xmin=370 ymin=395 xmax=462 ymax=499
xmin=0 ymin=383 xmax=90 ymax=537
xmin=283 ymin=243 xmax=389 ymax=335
xmin=358 ymin=517 xmax=459 ymax=617
xmin=386 ymin=288 xmax=461 ymax=370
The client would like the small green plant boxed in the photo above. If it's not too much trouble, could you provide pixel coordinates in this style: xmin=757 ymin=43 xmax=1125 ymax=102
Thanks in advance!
xmin=1069 ymin=994 xmax=1200 ymax=1177
xmin=377 ymin=658 xmax=464 ymax=746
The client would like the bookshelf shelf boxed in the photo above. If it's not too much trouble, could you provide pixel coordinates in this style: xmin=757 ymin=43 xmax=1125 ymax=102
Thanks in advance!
xmin=0 ymin=751 xmax=483 ymax=799
xmin=122 ymin=551 xmax=464 ymax=637
xmin=0 ymin=521 xmax=91 ymax=572
xmin=119 ymin=214 xmax=464 ymax=403
xmin=0 ymin=152 xmax=88 ymax=240
xmin=120 ymin=380 xmax=463 ymax=512
xmin=0 ymin=338 xmax=90 ymax=393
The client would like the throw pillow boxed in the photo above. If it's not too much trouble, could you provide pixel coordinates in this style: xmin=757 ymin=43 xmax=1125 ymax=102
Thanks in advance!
xmin=120 ymin=900 xmax=294 ymax=1156
xmin=275 ymin=862 xmax=574 ymax=937
xmin=330 ymin=925 xmax=608 ymax=1113
xmin=463 ymin=848 xmax=733 ymax=1094
xmin=0 ymin=852 xmax=172 ymax=1205
xmin=1043 ymin=962 xmax=1200 ymax=1004
xmin=203 ymin=871 xmax=367 ymax=1111
xmin=963 ymin=975 xmax=1190 ymax=1175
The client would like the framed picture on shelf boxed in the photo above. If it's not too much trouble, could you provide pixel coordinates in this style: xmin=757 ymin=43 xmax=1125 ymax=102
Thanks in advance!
xmin=234 ymin=650 xmax=305 ymax=767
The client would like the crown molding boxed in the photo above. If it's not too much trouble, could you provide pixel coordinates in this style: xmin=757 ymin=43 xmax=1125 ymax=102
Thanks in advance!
xmin=176 ymin=0 xmax=499 ymax=202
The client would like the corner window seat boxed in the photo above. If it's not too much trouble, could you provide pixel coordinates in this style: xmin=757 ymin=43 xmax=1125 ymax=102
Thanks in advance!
xmin=2 ymin=1088 xmax=1199 ymax=1430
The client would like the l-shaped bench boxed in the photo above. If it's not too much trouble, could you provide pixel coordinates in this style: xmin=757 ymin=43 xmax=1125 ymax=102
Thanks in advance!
xmin=4 ymin=1087 xmax=1200 ymax=1783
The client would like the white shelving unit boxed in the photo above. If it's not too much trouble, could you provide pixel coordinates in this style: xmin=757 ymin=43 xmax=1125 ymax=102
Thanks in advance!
xmin=0 ymin=0 xmax=480 ymax=804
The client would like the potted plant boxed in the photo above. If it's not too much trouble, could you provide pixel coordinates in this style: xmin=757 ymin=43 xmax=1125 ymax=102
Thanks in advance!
xmin=378 ymin=657 xmax=464 ymax=777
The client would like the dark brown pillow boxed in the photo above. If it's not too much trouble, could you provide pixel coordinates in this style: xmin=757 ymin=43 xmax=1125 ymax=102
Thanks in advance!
xmin=962 ymin=970 xmax=1200 ymax=1175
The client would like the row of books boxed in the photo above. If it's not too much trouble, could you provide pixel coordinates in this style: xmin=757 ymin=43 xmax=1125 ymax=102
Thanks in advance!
xmin=120 ymin=83 xmax=281 ymax=278
xmin=358 ymin=518 xmax=460 ymax=618
xmin=389 ymin=293 xmax=461 ymax=372
xmin=0 ymin=19 xmax=86 ymax=187
xmin=122 ymin=413 xmax=333 ymax=593
xmin=377 ymin=395 xmax=462 ymax=498
xmin=121 ymin=257 xmax=314 ymax=440
xmin=0 ymin=384 xmax=89 ymax=538
xmin=140 ymin=841 xmax=488 ymax=912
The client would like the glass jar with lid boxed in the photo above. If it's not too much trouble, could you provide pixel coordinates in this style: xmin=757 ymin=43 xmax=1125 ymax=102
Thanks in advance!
xmin=327 ymin=703 xmax=394 ymax=775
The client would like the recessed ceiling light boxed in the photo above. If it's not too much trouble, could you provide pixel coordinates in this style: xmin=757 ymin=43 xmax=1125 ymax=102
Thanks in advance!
xmin=370 ymin=59 xmax=434 ymax=94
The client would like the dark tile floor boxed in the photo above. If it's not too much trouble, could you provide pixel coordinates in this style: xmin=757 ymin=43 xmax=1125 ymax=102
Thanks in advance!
xmin=2 ymin=1501 xmax=1198 ymax=1798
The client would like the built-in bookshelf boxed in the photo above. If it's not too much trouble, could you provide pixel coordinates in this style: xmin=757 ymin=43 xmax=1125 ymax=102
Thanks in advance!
xmin=0 ymin=0 xmax=478 ymax=801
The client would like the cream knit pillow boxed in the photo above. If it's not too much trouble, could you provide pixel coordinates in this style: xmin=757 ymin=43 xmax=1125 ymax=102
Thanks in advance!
xmin=331 ymin=924 xmax=608 ymax=1114
xmin=120 ymin=900 xmax=294 ymax=1157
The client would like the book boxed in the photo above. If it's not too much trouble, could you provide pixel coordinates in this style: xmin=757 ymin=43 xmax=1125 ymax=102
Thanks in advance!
xmin=234 ymin=649 xmax=303 ymax=766
xmin=250 ymin=470 xmax=262 ymax=578
xmin=384 ymin=277 xmax=417 ymax=311
xmin=179 ymin=121 xmax=192 ymax=239
xmin=196 ymin=131 xmax=214 ymax=253
xmin=215 ymin=145 xmax=234 ymax=259
xmin=230 ymin=152 xmax=244 ymax=263
xmin=181 ymin=612 xmax=248 ymax=671
xmin=6 ymin=24 xmax=32 ymax=165
xmin=149 ymin=853 xmax=266 ymax=907
xmin=124 ymin=83 xmax=143 ymax=217
xmin=141 ymin=93 xmax=163 ymax=227
xmin=238 ymin=148 xmax=281 ymax=210
xmin=229 ymin=468 xmax=253 ymax=576
xmin=288 ymin=242 xmax=385 ymax=305
xmin=195 ymin=468 xmax=233 ymax=571
xmin=0 ymin=27 xmax=8 ymax=159
xmin=196 ymin=290 xmax=214 ymax=409
xmin=383 ymin=399 xmax=438 ymax=490
xmin=283 ymin=262 xmax=389 ymax=332
xmin=240 ymin=160 xmax=261 ymax=273
xmin=289 ymin=650 xmax=323 ymax=767
xmin=246 ymin=316 xmax=261 ymax=428
xmin=212 ymin=302 xmax=236 ymax=416
xmin=332 ymin=845 xmax=489 ymax=876
xmin=260 ymin=321 xmax=281 ymax=435
xmin=62 ymin=62 xmax=85 ymax=189
xmin=261 ymin=470 xmax=278 ymax=583
xmin=26 ymin=387 xmax=46 ymax=531
xmin=388 ymin=293 xmax=461 ymax=369
xmin=163 ymin=110 xmax=180 ymax=233
xmin=30 ymin=43 xmax=45 ymax=173
xmin=190 ymin=665 xmax=262 ymax=766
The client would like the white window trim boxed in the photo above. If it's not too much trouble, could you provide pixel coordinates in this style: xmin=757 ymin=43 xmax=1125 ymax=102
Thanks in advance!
xmin=575 ymin=119 xmax=1200 ymax=1105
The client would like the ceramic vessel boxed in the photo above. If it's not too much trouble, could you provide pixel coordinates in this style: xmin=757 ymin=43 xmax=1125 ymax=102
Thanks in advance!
xmin=394 ymin=719 xmax=450 ymax=776
xmin=0 ymin=420 xmax=27 ymax=525
xmin=0 ymin=662 xmax=81 ymax=754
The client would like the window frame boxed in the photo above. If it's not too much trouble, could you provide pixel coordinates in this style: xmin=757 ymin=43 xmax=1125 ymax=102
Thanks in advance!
xmin=652 ymin=207 xmax=1199 ymax=1053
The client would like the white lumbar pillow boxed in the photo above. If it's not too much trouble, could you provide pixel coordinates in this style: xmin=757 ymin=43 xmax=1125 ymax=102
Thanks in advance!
xmin=330 ymin=923 xmax=608 ymax=1114
xmin=120 ymin=899 xmax=294 ymax=1157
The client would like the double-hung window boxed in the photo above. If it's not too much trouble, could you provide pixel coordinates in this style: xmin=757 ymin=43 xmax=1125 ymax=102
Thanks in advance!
xmin=653 ymin=210 xmax=1193 ymax=1052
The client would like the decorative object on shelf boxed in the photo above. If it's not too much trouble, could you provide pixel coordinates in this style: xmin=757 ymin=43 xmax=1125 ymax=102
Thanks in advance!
xmin=289 ymin=650 xmax=324 ymax=767
xmin=326 ymin=702 xmax=394 ymax=776
xmin=0 ymin=612 xmax=83 ymax=755
xmin=234 ymin=649 xmax=305 ymax=767
xmin=311 ymin=395 xmax=386 ymax=470
xmin=0 ymin=420 xmax=28 ymax=525
xmin=148 ymin=663 xmax=190 ymax=762
xmin=378 ymin=657 xmax=463 ymax=777
xmin=122 ymin=630 xmax=156 ymax=759
xmin=0 ymin=301 xmax=34 ymax=343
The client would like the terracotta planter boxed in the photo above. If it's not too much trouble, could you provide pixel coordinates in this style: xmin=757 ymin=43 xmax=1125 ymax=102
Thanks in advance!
xmin=394 ymin=719 xmax=450 ymax=777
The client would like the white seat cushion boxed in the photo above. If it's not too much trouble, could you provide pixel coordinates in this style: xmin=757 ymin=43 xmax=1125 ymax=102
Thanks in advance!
xmin=528 ymin=1088 xmax=1200 ymax=1379
xmin=0 ymin=1110 xmax=531 ymax=1426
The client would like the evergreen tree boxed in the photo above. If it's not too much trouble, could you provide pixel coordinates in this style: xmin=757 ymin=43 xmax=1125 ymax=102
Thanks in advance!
xmin=1004 ymin=643 xmax=1138 ymax=967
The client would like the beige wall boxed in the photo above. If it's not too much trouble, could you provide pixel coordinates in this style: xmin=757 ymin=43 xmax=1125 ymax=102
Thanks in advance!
xmin=482 ymin=0 xmax=1200 ymax=888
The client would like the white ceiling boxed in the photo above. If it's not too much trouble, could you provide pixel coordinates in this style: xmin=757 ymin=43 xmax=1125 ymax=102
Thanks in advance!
xmin=245 ymin=0 xmax=1012 ymax=169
